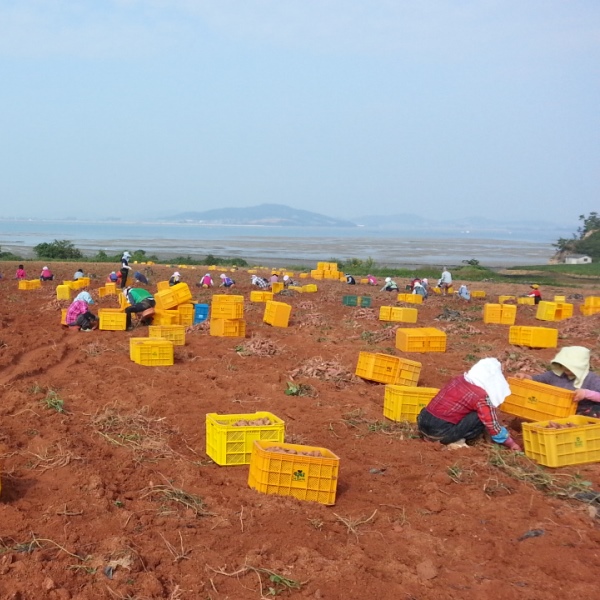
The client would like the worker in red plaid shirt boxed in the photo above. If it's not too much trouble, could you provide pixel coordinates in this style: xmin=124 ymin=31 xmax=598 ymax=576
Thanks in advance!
xmin=417 ymin=358 xmax=521 ymax=451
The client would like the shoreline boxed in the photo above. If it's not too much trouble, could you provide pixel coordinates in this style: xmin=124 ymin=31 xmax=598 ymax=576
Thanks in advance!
xmin=0 ymin=235 xmax=554 ymax=269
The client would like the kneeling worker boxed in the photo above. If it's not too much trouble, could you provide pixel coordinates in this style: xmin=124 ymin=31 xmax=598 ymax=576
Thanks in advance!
xmin=417 ymin=357 xmax=521 ymax=450
xmin=123 ymin=287 xmax=156 ymax=331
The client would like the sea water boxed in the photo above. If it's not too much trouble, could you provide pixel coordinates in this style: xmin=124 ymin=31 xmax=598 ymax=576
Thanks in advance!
xmin=0 ymin=219 xmax=569 ymax=267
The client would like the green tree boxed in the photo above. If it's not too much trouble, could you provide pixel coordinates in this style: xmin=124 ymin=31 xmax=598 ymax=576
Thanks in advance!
xmin=33 ymin=240 xmax=83 ymax=260
xmin=577 ymin=212 xmax=600 ymax=238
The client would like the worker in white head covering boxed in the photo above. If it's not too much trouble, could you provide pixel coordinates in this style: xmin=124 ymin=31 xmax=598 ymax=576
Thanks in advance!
xmin=169 ymin=271 xmax=182 ymax=286
xmin=530 ymin=346 xmax=600 ymax=417
xmin=417 ymin=358 xmax=520 ymax=450
xmin=120 ymin=251 xmax=133 ymax=289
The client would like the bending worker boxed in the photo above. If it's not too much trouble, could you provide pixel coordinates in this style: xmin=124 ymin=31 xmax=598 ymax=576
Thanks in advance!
xmin=528 ymin=346 xmax=600 ymax=418
xmin=123 ymin=286 xmax=155 ymax=330
xmin=417 ymin=357 xmax=521 ymax=450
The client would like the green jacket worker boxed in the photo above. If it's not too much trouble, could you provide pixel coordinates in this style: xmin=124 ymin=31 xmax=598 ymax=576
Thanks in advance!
xmin=123 ymin=287 xmax=155 ymax=330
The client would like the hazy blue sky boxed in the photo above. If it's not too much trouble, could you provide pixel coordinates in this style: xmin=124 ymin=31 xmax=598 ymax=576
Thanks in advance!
xmin=1 ymin=1 xmax=598 ymax=225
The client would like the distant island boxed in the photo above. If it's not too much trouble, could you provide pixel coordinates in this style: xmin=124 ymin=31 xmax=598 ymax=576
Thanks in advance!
xmin=167 ymin=203 xmax=356 ymax=228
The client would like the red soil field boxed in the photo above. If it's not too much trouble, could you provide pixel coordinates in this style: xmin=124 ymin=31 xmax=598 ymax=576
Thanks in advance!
xmin=0 ymin=261 xmax=599 ymax=599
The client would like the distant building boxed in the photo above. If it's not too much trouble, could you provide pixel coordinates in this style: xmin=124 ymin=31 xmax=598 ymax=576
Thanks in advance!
xmin=564 ymin=254 xmax=592 ymax=265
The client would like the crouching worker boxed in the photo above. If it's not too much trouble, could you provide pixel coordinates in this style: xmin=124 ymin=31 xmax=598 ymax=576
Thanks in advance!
xmin=528 ymin=346 xmax=600 ymax=418
xmin=123 ymin=287 xmax=155 ymax=331
xmin=380 ymin=277 xmax=399 ymax=292
xmin=417 ymin=357 xmax=521 ymax=450
xmin=66 ymin=291 xmax=98 ymax=331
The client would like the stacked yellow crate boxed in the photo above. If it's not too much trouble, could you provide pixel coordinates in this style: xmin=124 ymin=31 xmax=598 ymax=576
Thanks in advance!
xmin=210 ymin=295 xmax=246 ymax=337
xmin=153 ymin=283 xmax=194 ymax=326
xmin=310 ymin=261 xmax=340 ymax=280
xmin=581 ymin=296 xmax=600 ymax=316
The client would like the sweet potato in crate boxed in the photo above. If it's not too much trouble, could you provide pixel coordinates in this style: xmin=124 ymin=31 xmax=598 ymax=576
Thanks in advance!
xmin=522 ymin=416 xmax=600 ymax=467
xmin=205 ymin=411 xmax=285 ymax=466
xmin=501 ymin=377 xmax=576 ymax=421
xmin=248 ymin=440 xmax=340 ymax=505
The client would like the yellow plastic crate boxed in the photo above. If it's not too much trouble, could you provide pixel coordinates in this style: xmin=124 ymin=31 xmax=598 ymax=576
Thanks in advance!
xmin=498 ymin=295 xmax=516 ymax=304
xmin=289 ymin=285 xmax=303 ymax=292
xmin=272 ymin=282 xmax=284 ymax=294
xmin=299 ymin=273 xmax=309 ymax=279
xmin=129 ymin=337 xmax=174 ymax=366
xmin=210 ymin=319 xmax=246 ymax=337
xmin=302 ymin=284 xmax=318 ymax=293
xmin=379 ymin=306 xmax=392 ymax=321
xmin=581 ymin=305 xmax=600 ymax=316
xmin=105 ymin=282 xmax=117 ymax=295
xmin=396 ymin=293 xmax=423 ymax=305
xmin=483 ymin=303 xmax=517 ymax=325
xmin=517 ymin=297 xmax=535 ymax=305
xmin=501 ymin=377 xmax=576 ymax=421
xmin=250 ymin=291 xmax=274 ymax=303
xmin=584 ymin=296 xmax=600 ymax=308
xmin=554 ymin=295 xmax=566 ymax=302
xmin=355 ymin=352 xmax=421 ymax=385
xmin=98 ymin=286 xmax=109 ymax=298
xmin=98 ymin=308 xmax=127 ymax=331
xmin=19 ymin=280 xmax=41 ymax=290
xmin=535 ymin=301 xmax=562 ymax=321
xmin=317 ymin=262 xmax=328 ymax=270
xmin=212 ymin=294 xmax=244 ymax=307
xmin=509 ymin=326 xmax=558 ymax=348
xmin=177 ymin=303 xmax=194 ymax=326
xmin=211 ymin=302 xmax=244 ymax=320
xmin=56 ymin=284 xmax=71 ymax=300
xmin=156 ymin=280 xmax=170 ymax=291
xmin=522 ymin=416 xmax=600 ymax=467
xmin=384 ymin=386 xmax=439 ymax=423
xmin=471 ymin=291 xmax=486 ymax=298
xmin=248 ymin=440 xmax=340 ymax=506
xmin=389 ymin=307 xmax=418 ymax=323
xmin=148 ymin=324 xmax=186 ymax=346
xmin=154 ymin=283 xmax=192 ymax=310
xmin=206 ymin=412 xmax=285 ymax=466
xmin=153 ymin=310 xmax=180 ymax=326
xmin=395 ymin=327 xmax=446 ymax=353
xmin=360 ymin=278 xmax=369 ymax=284
xmin=61 ymin=309 xmax=67 ymax=325
xmin=310 ymin=270 xmax=324 ymax=280
xmin=264 ymin=301 xmax=292 ymax=328
xmin=79 ymin=277 xmax=90 ymax=287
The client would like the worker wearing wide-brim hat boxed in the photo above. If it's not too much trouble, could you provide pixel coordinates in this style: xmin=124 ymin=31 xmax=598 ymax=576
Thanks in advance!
xmin=527 ymin=284 xmax=542 ymax=304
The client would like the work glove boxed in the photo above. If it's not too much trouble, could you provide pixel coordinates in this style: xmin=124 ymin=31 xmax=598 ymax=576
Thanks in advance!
xmin=502 ymin=437 xmax=521 ymax=452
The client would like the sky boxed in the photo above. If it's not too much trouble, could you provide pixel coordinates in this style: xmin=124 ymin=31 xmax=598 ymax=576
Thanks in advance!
xmin=0 ymin=1 xmax=598 ymax=226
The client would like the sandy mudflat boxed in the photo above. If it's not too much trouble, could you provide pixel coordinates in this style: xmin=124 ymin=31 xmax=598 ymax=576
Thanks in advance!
xmin=8 ymin=234 xmax=554 ymax=267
